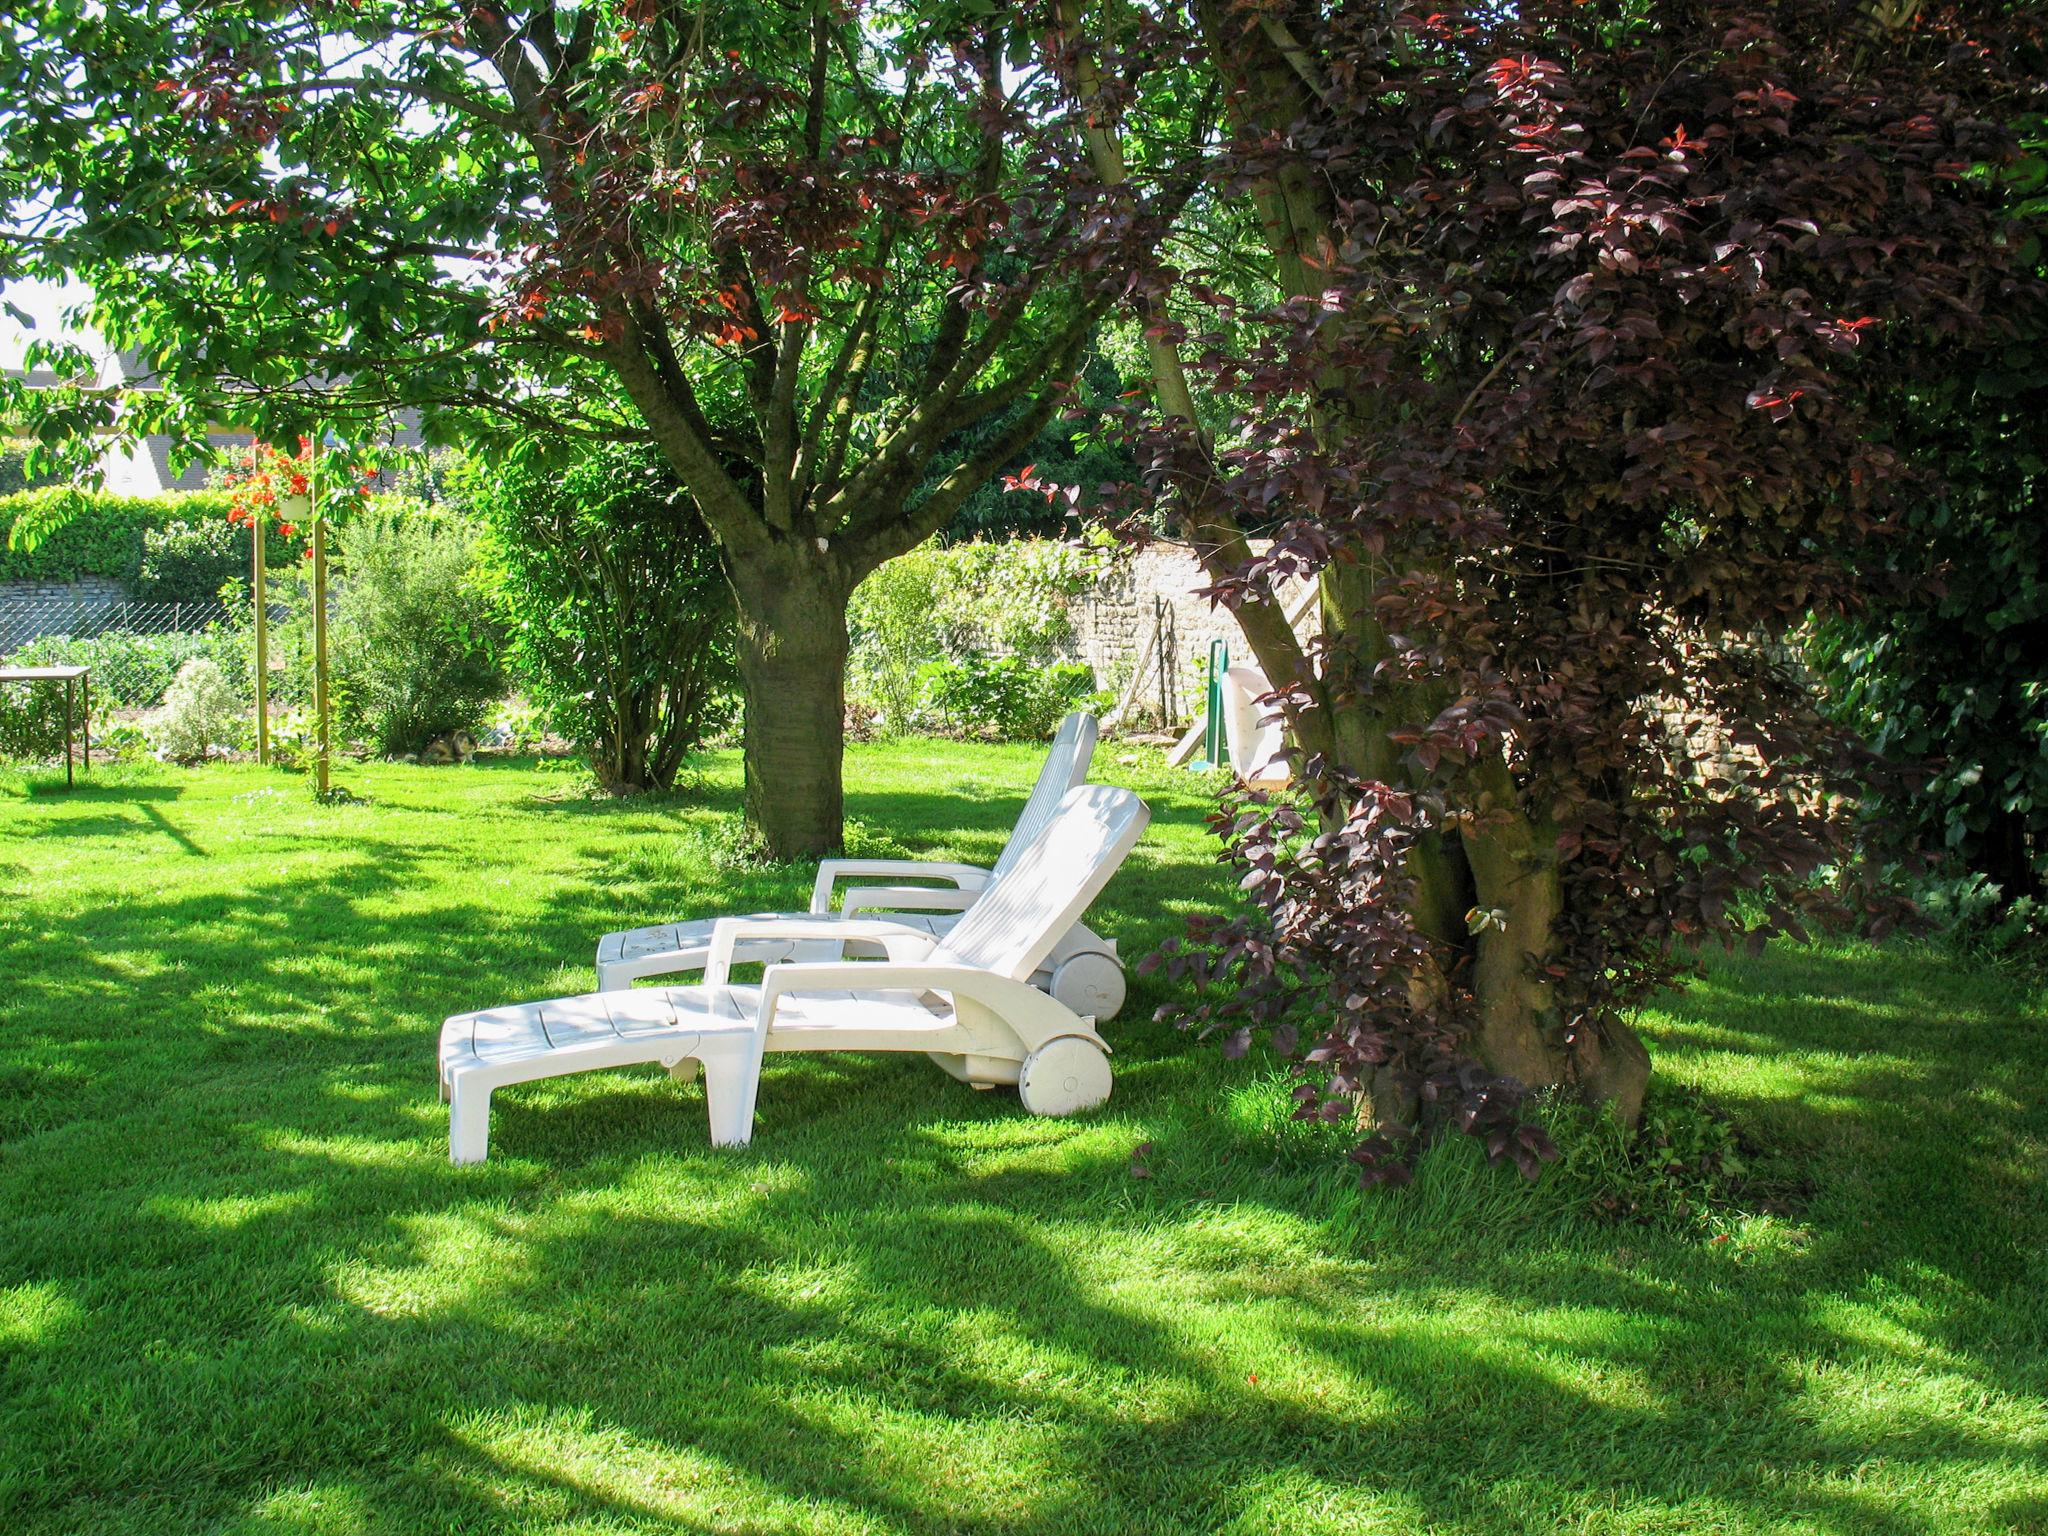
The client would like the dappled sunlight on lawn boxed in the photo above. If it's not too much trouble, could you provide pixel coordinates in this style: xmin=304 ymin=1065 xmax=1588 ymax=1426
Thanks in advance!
xmin=1 ymin=745 xmax=2043 ymax=1534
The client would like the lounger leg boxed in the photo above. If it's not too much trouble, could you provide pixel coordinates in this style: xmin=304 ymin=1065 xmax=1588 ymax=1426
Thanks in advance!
xmin=668 ymin=1057 xmax=701 ymax=1085
xmin=449 ymin=1082 xmax=491 ymax=1164
xmin=699 ymin=1052 xmax=761 ymax=1148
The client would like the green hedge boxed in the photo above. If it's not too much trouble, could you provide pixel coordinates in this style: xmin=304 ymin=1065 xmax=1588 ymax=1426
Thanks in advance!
xmin=0 ymin=447 xmax=69 ymax=496
xmin=0 ymin=488 xmax=297 ymax=592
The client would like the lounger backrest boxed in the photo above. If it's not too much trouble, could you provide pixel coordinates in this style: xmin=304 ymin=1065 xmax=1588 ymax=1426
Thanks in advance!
xmin=933 ymin=784 xmax=1149 ymax=982
xmin=991 ymin=712 xmax=1098 ymax=881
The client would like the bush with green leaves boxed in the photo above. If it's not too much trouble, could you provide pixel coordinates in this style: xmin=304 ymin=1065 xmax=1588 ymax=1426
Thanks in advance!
xmin=148 ymin=657 xmax=244 ymax=763
xmin=0 ymin=488 xmax=242 ymax=588
xmin=1807 ymin=502 xmax=2048 ymax=908
xmin=330 ymin=509 xmax=503 ymax=757
xmin=0 ymin=677 xmax=70 ymax=760
xmin=0 ymin=446 xmax=66 ymax=496
xmin=471 ymin=443 xmax=735 ymax=792
xmin=133 ymin=516 xmax=296 ymax=604
xmin=914 ymin=654 xmax=1107 ymax=742
xmin=847 ymin=537 xmax=1109 ymax=732
xmin=1884 ymin=869 xmax=2048 ymax=971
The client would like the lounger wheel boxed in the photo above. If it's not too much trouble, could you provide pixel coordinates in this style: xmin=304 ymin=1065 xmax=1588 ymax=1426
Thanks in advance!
xmin=1048 ymin=952 xmax=1125 ymax=1021
xmin=1016 ymin=1035 xmax=1112 ymax=1118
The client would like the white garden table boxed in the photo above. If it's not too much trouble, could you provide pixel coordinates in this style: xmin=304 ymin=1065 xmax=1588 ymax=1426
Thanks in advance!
xmin=0 ymin=665 xmax=90 ymax=787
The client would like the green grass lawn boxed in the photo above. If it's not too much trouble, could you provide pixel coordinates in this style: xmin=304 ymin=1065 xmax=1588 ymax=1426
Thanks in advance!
xmin=1 ymin=741 xmax=2043 ymax=1535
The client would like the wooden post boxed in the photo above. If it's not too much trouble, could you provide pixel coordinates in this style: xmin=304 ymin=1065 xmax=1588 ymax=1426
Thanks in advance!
xmin=252 ymin=517 xmax=269 ymax=763
xmin=312 ymin=461 xmax=331 ymax=798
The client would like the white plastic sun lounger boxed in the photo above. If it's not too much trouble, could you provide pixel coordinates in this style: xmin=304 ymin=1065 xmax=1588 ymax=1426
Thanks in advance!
xmin=439 ymin=784 xmax=1151 ymax=1162
xmin=593 ymin=712 xmax=1130 ymax=1018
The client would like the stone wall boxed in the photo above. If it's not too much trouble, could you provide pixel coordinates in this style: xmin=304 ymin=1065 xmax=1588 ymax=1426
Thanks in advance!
xmin=1068 ymin=543 xmax=1313 ymax=726
xmin=0 ymin=578 xmax=133 ymax=654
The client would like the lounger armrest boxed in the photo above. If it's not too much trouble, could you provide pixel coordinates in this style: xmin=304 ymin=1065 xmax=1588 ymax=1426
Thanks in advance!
xmin=808 ymin=859 xmax=992 ymax=914
xmin=705 ymin=916 xmax=937 ymax=986
xmin=840 ymin=886 xmax=981 ymax=917
xmin=757 ymin=961 xmax=1105 ymax=1048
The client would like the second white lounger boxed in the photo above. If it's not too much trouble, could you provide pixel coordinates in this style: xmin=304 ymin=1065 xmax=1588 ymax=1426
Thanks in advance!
xmin=440 ymin=784 xmax=1150 ymax=1163
xmin=594 ymin=712 xmax=1129 ymax=1017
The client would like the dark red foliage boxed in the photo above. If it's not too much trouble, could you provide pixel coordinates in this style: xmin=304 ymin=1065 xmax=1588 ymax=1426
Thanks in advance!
xmin=1130 ymin=0 xmax=2048 ymax=1176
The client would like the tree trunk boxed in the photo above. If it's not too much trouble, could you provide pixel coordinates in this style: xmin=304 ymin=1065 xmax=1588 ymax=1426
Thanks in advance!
xmin=1460 ymin=755 xmax=1651 ymax=1121
xmin=1186 ymin=0 xmax=1654 ymax=1129
xmin=1326 ymin=563 xmax=1653 ymax=1125
xmin=726 ymin=544 xmax=853 ymax=860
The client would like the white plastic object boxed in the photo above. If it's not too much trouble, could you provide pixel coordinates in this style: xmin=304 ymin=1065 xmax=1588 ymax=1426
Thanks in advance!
xmin=592 ymin=713 xmax=1131 ymax=1017
xmin=441 ymin=784 xmax=1150 ymax=1162
xmin=1017 ymin=1036 xmax=1113 ymax=1117
xmin=1220 ymin=665 xmax=1289 ymax=784
xmin=1047 ymin=951 xmax=1126 ymax=1019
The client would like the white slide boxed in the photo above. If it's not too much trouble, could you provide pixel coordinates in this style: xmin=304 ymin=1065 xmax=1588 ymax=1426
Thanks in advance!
xmin=439 ymin=784 xmax=1151 ymax=1162
xmin=1220 ymin=665 xmax=1290 ymax=785
xmin=594 ymin=712 xmax=1129 ymax=1019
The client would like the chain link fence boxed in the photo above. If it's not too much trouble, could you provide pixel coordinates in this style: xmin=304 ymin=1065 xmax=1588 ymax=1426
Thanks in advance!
xmin=0 ymin=594 xmax=266 ymax=764
xmin=1 ymin=597 xmax=240 ymax=712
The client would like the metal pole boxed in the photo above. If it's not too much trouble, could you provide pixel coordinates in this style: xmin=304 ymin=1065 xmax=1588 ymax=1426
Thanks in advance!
xmin=1155 ymin=599 xmax=1168 ymax=726
xmin=82 ymin=672 xmax=89 ymax=776
xmin=312 ymin=453 xmax=331 ymax=798
xmin=253 ymin=517 xmax=269 ymax=763
xmin=1204 ymin=640 xmax=1228 ymax=768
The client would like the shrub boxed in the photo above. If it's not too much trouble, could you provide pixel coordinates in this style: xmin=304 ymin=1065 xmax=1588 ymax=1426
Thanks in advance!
xmin=915 ymin=654 xmax=1105 ymax=741
xmin=331 ymin=510 xmax=503 ymax=756
xmin=1807 ymin=516 xmax=2048 ymax=908
xmin=486 ymin=697 xmax=548 ymax=753
xmin=472 ymin=442 xmax=735 ymax=792
xmin=0 ymin=678 xmax=70 ymax=760
xmin=0 ymin=489 xmax=241 ymax=588
xmin=847 ymin=536 xmax=1107 ymax=732
xmin=265 ymin=706 xmax=323 ymax=771
xmin=1888 ymin=870 xmax=2048 ymax=971
xmin=148 ymin=658 xmax=244 ymax=763
xmin=0 ymin=446 xmax=67 ymax=496
xmin=134 ymin=517 xmax=295 ymax=604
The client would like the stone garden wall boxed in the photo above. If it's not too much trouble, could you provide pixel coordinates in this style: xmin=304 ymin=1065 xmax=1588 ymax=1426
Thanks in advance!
xmin=0 ymin=578 xmax=134 ymax=654
xmin=1066 ymin=543 xmax=1313 ymax=726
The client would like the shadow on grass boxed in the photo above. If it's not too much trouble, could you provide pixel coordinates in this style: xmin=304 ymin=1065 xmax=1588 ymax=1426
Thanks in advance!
xmin=0 ymin=754 xmax=2040 ymax=1534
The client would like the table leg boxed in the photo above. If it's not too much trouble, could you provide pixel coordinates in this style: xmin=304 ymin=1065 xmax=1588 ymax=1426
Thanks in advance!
xmin=64 ymin=677 xmax=74 ymax=788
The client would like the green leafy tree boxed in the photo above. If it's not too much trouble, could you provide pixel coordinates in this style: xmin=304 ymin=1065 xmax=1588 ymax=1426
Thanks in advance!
xmin=0 ymin=0 xmax=1192 ymax=853
xmin=472 ymin=442 xmax=735 ymax=792
xmin=1809 ymin=333 xmax=2048 ymax=904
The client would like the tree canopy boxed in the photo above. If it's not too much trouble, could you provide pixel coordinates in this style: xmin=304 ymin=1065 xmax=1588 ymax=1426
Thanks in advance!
xmin=1115 ymin=0 xmax=2048 ymax=1174
xmin=0 ymin=0 xmax=1199 ymax=852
